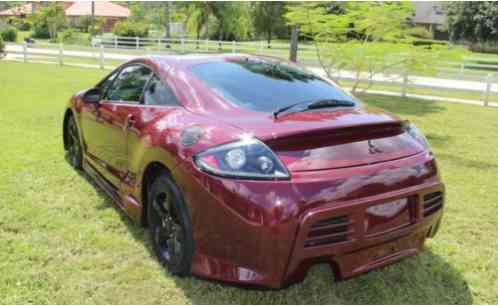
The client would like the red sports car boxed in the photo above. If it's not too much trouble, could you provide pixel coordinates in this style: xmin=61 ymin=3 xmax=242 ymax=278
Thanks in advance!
xmin=63 ymin=54 xmax=444 ymax=288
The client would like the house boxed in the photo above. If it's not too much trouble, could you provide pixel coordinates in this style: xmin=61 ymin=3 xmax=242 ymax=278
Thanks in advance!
xmin=65 ymin=2 xmax=130 ymax=32
xmin=0 ymin=1 xmax=130 ymax=32
xmin=411 ymin=1 xmax=449 ymax=40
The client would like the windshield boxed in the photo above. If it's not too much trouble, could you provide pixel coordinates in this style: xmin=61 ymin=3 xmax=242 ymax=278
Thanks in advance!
xmin=189 ymin=59 xmax=356 ymax=112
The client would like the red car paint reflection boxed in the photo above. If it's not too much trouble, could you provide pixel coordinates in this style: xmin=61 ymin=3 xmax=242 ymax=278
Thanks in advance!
xmin=63 ymin=55 xmax=444 ymax=289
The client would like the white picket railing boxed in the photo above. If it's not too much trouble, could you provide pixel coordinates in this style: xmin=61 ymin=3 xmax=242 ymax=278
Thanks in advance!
xmin=3 ymin=41 xmax=498 ymax=107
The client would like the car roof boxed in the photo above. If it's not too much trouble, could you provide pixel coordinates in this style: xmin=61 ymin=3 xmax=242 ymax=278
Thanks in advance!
xmin=132 ymin=53 xmax=289 ymax=71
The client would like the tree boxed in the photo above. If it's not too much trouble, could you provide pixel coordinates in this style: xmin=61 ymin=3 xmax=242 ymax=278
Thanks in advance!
xmin=30 ymin=3 xmax=66 ymax=40
xmin=182 ymin=2 xmax=214 ymax=40
xmin=211 ymin=2 xmax=251 ymax=41
xmin=253 ymin=2 xmax=286 ymax=46
xmin=0 ymin=36 xmax=5 ymax=56
xmin=182 ymin=2 xmax=251 ymax=42
xmin=285 ymin=2 xmax=464 ymax=93
xmin=446 ymin=2 xmax=498 ymax=44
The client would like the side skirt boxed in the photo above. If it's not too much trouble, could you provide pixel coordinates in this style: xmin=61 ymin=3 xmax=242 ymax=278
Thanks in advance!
xmin=83 ymin=155 xmax=143 ymax=224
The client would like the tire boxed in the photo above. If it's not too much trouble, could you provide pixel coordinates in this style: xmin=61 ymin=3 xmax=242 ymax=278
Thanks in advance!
xmin=65 ymin=115 xmax=83 ymax=170
xmin=147 ymin=172 xmax=194 ymax=276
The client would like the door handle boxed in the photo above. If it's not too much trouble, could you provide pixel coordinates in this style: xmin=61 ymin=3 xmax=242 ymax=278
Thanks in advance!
xmin=126 ymin=114 xmax=136 ymax=129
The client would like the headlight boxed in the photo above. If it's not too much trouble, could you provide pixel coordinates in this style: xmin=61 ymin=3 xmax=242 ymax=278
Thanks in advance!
xmin=194 ymin=138 xmax=290 ymax=180
xmin=404 ymin=122 xmax=430 ymax=150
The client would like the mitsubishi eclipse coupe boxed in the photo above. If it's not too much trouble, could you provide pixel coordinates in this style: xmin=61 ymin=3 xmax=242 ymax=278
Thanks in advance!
xmin=63 ymin=54 xmax=444 ymax=288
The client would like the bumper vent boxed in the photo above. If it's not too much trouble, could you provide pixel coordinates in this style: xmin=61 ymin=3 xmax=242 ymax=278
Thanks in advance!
xmin=304 ymin=215 xmax=352 ymax=248
xmin=423 ymin=192 xmax=443 ymax=217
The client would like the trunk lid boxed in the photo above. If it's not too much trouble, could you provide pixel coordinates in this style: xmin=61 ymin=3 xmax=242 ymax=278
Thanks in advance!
xmin=214 ymin=106 xmax=425 ymax=171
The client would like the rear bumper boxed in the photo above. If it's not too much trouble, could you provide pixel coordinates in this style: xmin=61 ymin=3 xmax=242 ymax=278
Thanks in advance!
xmin=174 ymin=151 xmax=444 ymax=289
xmin=283 ymin=183 xmax=444 ymax=286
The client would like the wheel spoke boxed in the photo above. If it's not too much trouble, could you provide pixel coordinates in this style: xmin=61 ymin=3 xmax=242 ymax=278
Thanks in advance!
xmin=151 ymin=190 xmax=185 ymax=265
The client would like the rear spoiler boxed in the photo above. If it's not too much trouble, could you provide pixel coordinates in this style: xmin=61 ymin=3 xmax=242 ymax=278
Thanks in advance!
xmin=263 ymin=121 xmax=406 ymax=151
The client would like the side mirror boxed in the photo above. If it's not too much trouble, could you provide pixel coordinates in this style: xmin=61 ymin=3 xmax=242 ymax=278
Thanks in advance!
xmin=83 ymin=88 xmax=102 ymax=104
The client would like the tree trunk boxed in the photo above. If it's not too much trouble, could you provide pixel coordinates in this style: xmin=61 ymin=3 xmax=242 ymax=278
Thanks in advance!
xmin=267 ymin=30 xmax=272 ymax=48
xmin=196 ymin=28 xmax=200 ymax=49
xmin=205 ymin=14 xmax=209 ymax=39
xmin=289 ymin=25 xmax=299 ymax=62
xmin=164 ymin=2 xmax=171 ymax=39
xmin=219 ymin=21 xmax=224 ymax=42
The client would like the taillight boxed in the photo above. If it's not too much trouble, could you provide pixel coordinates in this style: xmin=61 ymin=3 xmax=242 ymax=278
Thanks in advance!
xmin=194 ymin=137 xmax=290 ymax=180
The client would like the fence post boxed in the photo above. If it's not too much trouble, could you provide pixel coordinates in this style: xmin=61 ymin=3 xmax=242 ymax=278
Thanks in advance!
xmin=157 ymin=38 xmax=161 ymax=49
xmin=58 ymin=43 xmax=64 ymax=66
xmin=114 ymin=36 xmax=118 ymax=49
xmin=23 ymin=42 xmax=27 ymax=63
xmin=218 ymin=40 xmax=222 ymax=51
xmin=259 ymin=40 xmax=263 ymax=53
xmin=181 ymin=38 xmax=185 ymax=53
xmin=136 ymin=36 xmax=139 ymax=49
xmin=205 ymin=39 xmax=209 ymax=52
xmin=460 ymin=61 xmax=465 ymax=77
xmin=99 ymin=45 xmax=105 ymax=70
xmin=484 ymin=73 xmax=493 ymax=107
xmin=232 ymin=40 xmax=236 ymax=54
xmin=401 ymin=70 xmax=408 ymax=98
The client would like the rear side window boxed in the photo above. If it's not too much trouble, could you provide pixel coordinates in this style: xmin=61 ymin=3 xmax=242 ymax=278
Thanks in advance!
xmin=106 ymin=65 xmax=151 ymax=103
xmin=189 ymin=59 xmax=354 ymax=112
xmin=143 ymin=75 xmax=180 ymax=106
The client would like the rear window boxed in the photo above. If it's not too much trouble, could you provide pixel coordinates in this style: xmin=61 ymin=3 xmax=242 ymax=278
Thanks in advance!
xmin=190 ymin=59 xmax=355 ymax=112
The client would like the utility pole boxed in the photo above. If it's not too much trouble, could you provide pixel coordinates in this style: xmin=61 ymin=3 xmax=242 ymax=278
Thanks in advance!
xmin=91 ymin=1 xmax=95 ymax=26
xmin=289 ymin=25 xmax=299 ymax=62
xmin=165 ymin=2 xmax=171 ymax=39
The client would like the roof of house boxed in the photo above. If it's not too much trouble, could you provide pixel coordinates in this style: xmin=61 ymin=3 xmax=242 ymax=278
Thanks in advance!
xmin=0 ymin=1 xmax=130 ymax=18
xmin=65 ymin=1 xmax=130 ymax=18
xmin=0 ymin=3 xmax=32 ymax=16
xmin=411 ymin=1 xmax=447 ymax=25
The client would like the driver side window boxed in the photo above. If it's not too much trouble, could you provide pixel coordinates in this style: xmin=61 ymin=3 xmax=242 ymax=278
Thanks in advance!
xmin=105 ymin=65 xmax=151 ymax=103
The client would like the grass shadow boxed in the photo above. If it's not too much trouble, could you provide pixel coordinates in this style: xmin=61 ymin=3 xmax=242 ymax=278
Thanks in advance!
xmin=171 ymin=249 xmax=473 ymax=304
xmin=71 ymin=165 xmax=154 ymax=256
xmin=357 ymin=94 xmax=446 ymax=117
xmin=426 ymin=133 xmax=454 ymax=149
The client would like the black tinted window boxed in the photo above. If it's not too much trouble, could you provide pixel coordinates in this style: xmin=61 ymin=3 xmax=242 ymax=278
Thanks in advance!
xmin=106 ymin=65 xmax=151 ymax=103
xmin=144 ymin=75 xmax=180 ymax=106
xmin=190 ymin=60 xmax=354 ymax=112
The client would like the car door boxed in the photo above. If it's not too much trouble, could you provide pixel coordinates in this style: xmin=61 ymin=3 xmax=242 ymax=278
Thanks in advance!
xmin=81 ymin=64 xmax=152 ymax=187
xmin=124 ymin=73 xmax=183 ymax=185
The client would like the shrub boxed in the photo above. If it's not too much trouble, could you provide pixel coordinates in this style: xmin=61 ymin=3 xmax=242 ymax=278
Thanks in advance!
xmin=18 ymin=20 xmax=32 ymax=31
xmin=88 ymin=24 xmax=102 ymax=36
xmin=412 ymin=39 xmax=448 ymax=48
xmin=0 ymin=36 xmax=4 ymax=55
xmin=112 ymin=20 xmax=149 ymax=38
xmin=31 ymin=4 xmax=67 ymax=39
xmin=469 ymin=41 xmax=498 ymax=55
xmin=56 ymin=29 xmax=90 ymax=45
xmin=407 ymin=26 xmax=433 ymax=39
xmin=0 ymin=26 xmax=18 ymax=42
xmin=58 ymin=28 xmax=77 ymax=44
xmin=76 ymin=16 xmax=93 ymax=33
xmin=8 ymin=18 xmax=32 ymax=31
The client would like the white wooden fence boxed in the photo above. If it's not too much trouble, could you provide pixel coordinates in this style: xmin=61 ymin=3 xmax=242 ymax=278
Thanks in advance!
xmin=4 ymin=40 xmax=498 ymax=107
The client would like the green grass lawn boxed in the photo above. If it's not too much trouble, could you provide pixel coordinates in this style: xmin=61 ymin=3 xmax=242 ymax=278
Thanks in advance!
xmin=0 ymin=61 xmax=497 ymax=304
